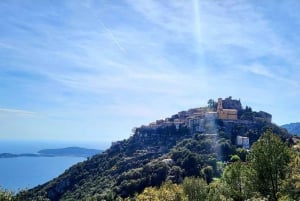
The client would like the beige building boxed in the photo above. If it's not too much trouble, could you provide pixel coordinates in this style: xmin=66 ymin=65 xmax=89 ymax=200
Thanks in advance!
xmin=217 ymin=98 xmax=238 ymax=120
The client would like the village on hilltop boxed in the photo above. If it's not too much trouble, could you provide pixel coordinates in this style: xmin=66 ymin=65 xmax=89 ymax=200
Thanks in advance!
xmin=132 ymin=96 xmax=272 ymax=149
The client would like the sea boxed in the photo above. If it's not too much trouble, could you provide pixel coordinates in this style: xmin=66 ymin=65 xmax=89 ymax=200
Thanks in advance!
xmin=0 ymin=140 xmax=110 ymax=192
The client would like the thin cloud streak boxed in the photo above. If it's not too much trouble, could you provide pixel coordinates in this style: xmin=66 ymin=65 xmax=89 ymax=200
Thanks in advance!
xmin=99 ymin=19 xmax=127 ymax=54
xmin=0 ymin=108 xmax=36 ymax=116
xmin=242 ymin=64 xmax=275 ymax=79
xmin=1 ymin=0 xmax=300 ymax=140
xmin=2 ymin=1 xmax=299 ymax=98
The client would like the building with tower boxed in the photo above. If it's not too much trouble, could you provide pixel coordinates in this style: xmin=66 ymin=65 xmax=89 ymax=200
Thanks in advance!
xmin=217 ymin=98 xmax=238 ymax=120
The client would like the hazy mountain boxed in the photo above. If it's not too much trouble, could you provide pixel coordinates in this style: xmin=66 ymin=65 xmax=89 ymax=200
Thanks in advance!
xmin=282 ymin=122 xmax=300 ymax=136
xmin=0 ymin=147 xmax=102 ymax=158
xmin=38 ymin=147 xmax=102 ymax=158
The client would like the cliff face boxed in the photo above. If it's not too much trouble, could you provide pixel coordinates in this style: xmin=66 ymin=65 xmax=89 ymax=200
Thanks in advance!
xmin=18 ymin=98 xmax=291 ymax=201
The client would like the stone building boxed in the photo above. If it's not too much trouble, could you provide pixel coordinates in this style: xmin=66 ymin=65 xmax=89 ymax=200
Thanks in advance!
xmin=217 ymin=98 xmax=238 ymax=120
xmin=222 ymin=96 xmax=242 ymax=111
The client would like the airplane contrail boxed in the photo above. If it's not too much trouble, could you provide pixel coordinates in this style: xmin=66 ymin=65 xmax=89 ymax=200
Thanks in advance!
xmin=100 ymin=20 xmax=127 ymax=54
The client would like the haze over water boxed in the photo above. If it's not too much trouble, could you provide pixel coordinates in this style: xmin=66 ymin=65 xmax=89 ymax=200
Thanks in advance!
xmin=0 ymin=141 xmax=109 ymax=191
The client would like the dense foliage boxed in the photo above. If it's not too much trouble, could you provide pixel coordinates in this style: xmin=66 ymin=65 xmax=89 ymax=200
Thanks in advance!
xmin=249 ymin=130 xmax=292 ymax=200
xmin=15 ymin=102 xmax=293 ymax=201
xmin=16 ymin=126 xmax=293 ymax=201
xmin=128 ymin=131 xmax=300 ymax=201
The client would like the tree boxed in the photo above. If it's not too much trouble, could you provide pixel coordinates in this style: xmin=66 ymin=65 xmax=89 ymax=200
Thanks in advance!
xmin=207 ymin=99 xmax=214 ymax=108
xmin=135 ymin=182 xmax=185 ymax=201
xmin=207 ymin=180 xmax=232 ymax=201
xmin=182 ymin=177 xmax=207 ymax=201
xmin=135 ymin=186 xmax=159 ymax=201
xmin=235 ymin=148 xmax=248 ymax=162
xmin=157 ymin=182 xmax=184 ymax=201
xmin=182 ymin=153 xmax=199 ymax=176
xmin=207 ymin=99 xmax=217 ymax=110
xmin=282 ymin=154 xmax=300 ymax=200
xmin=245 ymin=106 xmax=252 ymax=112
xmin=248 ymin=130 xmax=291 ymax=201
xmin=168 ymin=166 xmax=184 ymax=183
xmin=230 ymin=154 xmax=241 ymax=163
xmin=217 ymin=140 xmax=233 ymax=161
xmin=222 ymin=161 xmax=254 ymax=201
xmin=0 ymin=187 xmax=15 ymax=201
xmin=201 ymin=166 xmax=213 ymax=184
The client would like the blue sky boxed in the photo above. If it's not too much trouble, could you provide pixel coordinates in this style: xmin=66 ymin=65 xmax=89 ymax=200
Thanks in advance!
xmin=1 ymin=0 xmax=300 ymax=143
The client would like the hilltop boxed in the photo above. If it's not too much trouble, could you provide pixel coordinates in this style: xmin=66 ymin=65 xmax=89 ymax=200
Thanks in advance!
xmin=18 ymin=97 xmax=291 ymax=201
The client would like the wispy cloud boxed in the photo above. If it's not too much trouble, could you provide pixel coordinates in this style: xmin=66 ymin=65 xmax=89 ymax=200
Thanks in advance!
xmin=99 ymin=20 xmax=127 ymax=53
xmin=0 ymin=108 xmax=36 ymax=117
xmin=241 ymin=64 xmax=275 ymax=78
xmin=1 ymin=0 xmax=300 ymax=140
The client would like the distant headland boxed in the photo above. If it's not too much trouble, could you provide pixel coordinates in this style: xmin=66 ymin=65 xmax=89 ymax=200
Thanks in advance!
xmin=0 ymin=147 xmax=102 ymax=158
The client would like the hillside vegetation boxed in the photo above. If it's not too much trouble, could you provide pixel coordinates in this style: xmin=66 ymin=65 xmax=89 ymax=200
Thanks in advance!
xmin=132 ymin=131 xmax=300 ymax=201
xmin=9 ymin=97 xmax=296 ymax=201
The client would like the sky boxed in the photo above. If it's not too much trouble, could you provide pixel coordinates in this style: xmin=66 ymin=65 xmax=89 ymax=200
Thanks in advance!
xmin=1 ymin=0 xmax=300 ymax=143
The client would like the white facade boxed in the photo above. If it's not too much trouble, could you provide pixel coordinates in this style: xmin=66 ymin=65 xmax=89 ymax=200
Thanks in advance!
xmin=236 ymin=136 xmax=250 ymax=149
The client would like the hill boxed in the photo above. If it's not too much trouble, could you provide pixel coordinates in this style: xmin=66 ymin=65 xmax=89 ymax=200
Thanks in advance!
xmin=282 ymin=122 xmax=300 ymax=136
xmin=38 ymin=147 xmax=102 ymax=158
xmin=0 ymin=147 xmax=102 ymax=158
xmin=18 ymin=97 xmax=292 ymax=201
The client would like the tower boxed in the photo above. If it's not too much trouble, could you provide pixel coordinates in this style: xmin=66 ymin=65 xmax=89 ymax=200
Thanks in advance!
xmin=216 ymin=97 xmax=238 ymax=120
xmin=217 ymin=98 xmax=223 ymax=112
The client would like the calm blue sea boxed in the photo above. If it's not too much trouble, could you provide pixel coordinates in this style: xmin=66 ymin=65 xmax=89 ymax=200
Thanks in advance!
xmin=0 ymin=141 xmax=110 ymax=192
